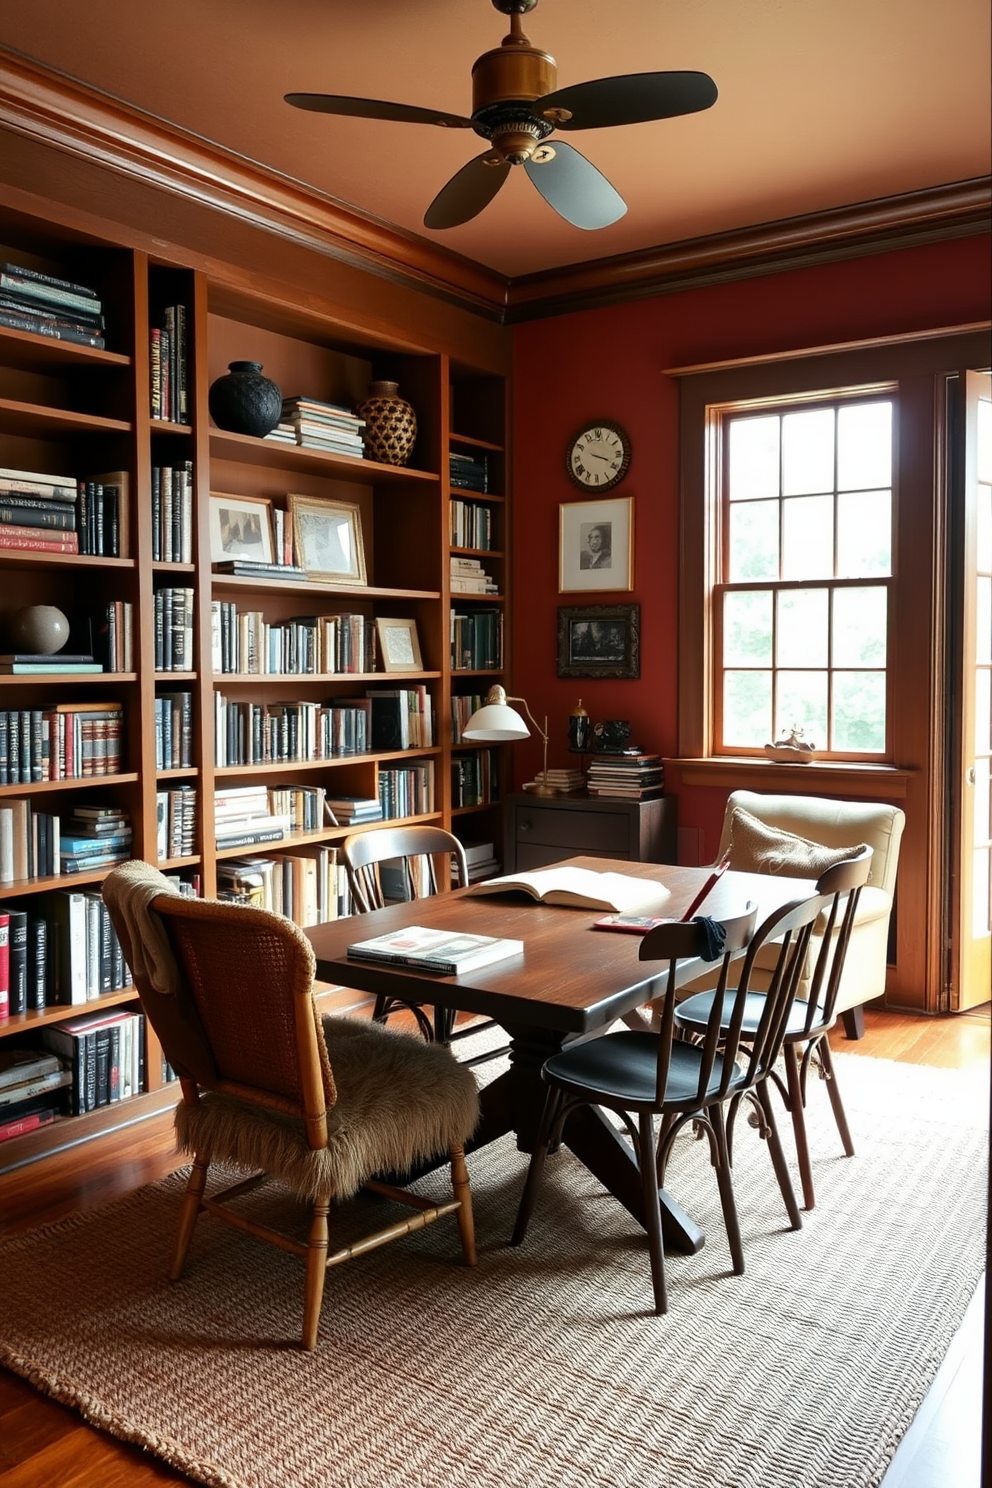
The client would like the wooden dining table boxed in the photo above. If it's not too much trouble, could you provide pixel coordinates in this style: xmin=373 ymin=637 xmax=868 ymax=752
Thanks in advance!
xmin=306 ymin=855 xmax=811 ymax=1255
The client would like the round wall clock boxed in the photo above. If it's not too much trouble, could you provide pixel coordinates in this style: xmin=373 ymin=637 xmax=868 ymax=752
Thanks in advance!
xmin=566 ymin=420 xmax=631 ymax=492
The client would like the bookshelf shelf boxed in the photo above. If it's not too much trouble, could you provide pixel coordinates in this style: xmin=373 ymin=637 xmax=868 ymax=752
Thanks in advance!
xmin=0 ymin=397 xmax=132 ymax=437
xmin=209 ymin=575 xmax=441 ymax=601
xmin=0 ymin=326 xmax=131 ymax=371
xmin=210 ymin=429 xmax=439 ymax=487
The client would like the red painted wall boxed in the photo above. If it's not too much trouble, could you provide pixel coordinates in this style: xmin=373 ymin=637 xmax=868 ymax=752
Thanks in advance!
xmin=510 ymin=234 xmax=992 ymax=857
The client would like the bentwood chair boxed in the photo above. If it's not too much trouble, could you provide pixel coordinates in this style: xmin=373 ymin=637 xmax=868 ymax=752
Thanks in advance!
xmin=103 ymin=860 xmax=479 ymax=1351
xmin=341 ymin=825 xmax=505 ymax=1063
xmin=674 ymin=848 xmax=873 ymax=1211
xmin=511 ymin=893 xmax=828 ymax=1315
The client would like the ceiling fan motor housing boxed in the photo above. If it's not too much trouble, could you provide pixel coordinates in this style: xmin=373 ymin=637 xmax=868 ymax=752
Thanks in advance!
xmin=472 ymin=30 xmax=558 ymax=163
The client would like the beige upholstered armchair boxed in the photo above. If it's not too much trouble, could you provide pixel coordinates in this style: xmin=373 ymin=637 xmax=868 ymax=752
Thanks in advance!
xmin=699 ymin=790 xmax=905 ymax=1038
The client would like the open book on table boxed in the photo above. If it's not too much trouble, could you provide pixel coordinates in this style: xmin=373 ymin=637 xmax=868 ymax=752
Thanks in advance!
xmin=346 ymin=926 xmax=524 ymax=975
xmin=463 ymin=866 xmax=669 ymax=914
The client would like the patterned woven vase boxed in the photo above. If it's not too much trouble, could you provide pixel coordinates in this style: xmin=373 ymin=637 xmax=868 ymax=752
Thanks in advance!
xmin=357 ymin=380 xmax=417 ymax=466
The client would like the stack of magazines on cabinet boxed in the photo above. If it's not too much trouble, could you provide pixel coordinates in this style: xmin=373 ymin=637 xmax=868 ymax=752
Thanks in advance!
xmin=267 ymin=397 xmax=366 ymax=456
xmin=215 ymin=846 xmax=353 ymax=925
xmin=586 ymin=752 xmax=665 ymax=800
xmin=0 ymin=260 xmax=105 ymax=348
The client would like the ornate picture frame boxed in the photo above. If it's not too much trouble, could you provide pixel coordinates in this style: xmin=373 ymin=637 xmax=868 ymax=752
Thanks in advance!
xmin=559 ymin=495 xmax=634 ymax=593
xmin=209 ymin=493 xmax=274 ymax=565
xmin=557 ymin=603 xmax=641 ymax=679
xmin=287 ymin=494 xmax=367 ymax=585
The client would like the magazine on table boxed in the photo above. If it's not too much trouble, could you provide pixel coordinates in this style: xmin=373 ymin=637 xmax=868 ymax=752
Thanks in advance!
xmin=346 ymin=925 xmax=524 ymax=975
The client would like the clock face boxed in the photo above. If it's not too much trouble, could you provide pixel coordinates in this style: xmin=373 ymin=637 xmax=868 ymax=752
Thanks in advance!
xmin=567 ymin=421 xmax=631 ymax=491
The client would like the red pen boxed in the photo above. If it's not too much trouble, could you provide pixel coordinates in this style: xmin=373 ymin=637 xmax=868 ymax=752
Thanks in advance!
xmin=680 ymin=854 xmax=732 ymax=922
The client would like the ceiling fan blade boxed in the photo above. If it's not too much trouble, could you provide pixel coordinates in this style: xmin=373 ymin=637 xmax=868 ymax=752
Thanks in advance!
xmin=539 ymin=71 xmax=718 ymax=130
xmin=424 ymin=152 xmax=511 ymax=230
xmin=285 ymin=94 xmax=473 ymax=129
xmin=523 ymin=141 xmax=626 ymax=230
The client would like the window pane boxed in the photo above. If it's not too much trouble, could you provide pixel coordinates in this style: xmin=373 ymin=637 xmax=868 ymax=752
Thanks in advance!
xmin=832 ymin=671 xmax=886 ymax=752
xmin=833 ymin=586 xmax=887 ymax=666
xmin=729 ymin=499 xmax=779 ymax=579
xmin=776 ymin=588 xmax=828 ymax=666
xmin=977 ymin=575 xmax=992 ymax=666
xmin=976 ymin=666 xmax=991 ymax=756
xmin=723 ymin=590 xmax=772 ymax=664
xmin=977 ymin=397 xmax=991 ymax=485
xmin=972 ymin=844 xmax=990 ymax=938
xmin=782 ymin=408 xmax=834 ymax=496
xmin=775 ymin=671 xmax=827 ymax=747
xmin=974 ymin=756 xmax=990 ymax=846
xmin=724 ymin=670 xmax=771 ymax=745
xmin=782 ymin=494 xmax=833 ymax=578
xmin=729 ymin=415 xmax=779 ymax=500
xmin=978 ymin=483 xmax=992 ymax=574
xmin=837 ymin=489 xmax=892 ymax=577
xmin=837 ymin=401 xmax=892 ymax=491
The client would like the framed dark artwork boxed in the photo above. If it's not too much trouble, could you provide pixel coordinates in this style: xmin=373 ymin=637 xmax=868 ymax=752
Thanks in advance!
xmin=557 ymin=603 xmax=641 ymax=680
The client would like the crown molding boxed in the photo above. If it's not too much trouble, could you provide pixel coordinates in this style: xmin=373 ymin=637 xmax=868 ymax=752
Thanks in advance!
xmin=505 ymin=178 xmax=992 ymax=322
xmin=0 ymin=48 xmax=987 ymax=328
xmin=0 ymin=48 xmax=511 ymax=321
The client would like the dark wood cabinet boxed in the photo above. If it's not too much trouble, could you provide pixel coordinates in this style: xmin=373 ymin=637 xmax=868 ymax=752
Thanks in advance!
xmin=505 ymin=792 xmax=677 ymax=871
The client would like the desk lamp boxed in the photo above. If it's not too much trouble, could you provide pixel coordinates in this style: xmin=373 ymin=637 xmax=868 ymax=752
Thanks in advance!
xmin=462 ymin=685 xmax=553 ymax=796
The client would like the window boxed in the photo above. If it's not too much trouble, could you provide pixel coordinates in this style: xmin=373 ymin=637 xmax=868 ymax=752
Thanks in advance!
xmin=716 ymin=393 xmax=893 ymax=758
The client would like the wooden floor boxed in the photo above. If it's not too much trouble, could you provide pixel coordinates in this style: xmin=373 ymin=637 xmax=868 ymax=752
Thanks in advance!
xmin=0 ymin=1004 xmax=988 ymax=1488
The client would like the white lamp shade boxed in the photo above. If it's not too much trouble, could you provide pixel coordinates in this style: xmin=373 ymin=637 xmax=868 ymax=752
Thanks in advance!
xmin=462 ymin=702 xmax=530 ymax=742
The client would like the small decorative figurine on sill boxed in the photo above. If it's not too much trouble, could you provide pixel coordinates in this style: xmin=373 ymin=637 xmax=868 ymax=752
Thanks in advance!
xmin=764 ymin=725 xmax=817 ymax=764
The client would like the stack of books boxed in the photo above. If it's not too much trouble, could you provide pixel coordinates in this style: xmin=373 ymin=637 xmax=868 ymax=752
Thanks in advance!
xmin=586 ymin=752 xmax=665 ymax=800
xmin=0 ymin=653 xmax=101 ymax=676
xmin=449 ymin=450 xmax=489 ymax=492
xmin=58 ymin=805 xmax=133 ymax=874
xmin=456 ymin=841 xmax=500 ymax=884
xmin=0 ymin=1048 xmax=72 ymax=1144
xmin=450 ymin=556 xmax=499 ymax=595
xmin=0 ymin=261 xmax=106 ymax=349
xmin=523 ymin=767 xmax=586 ymax=794
xmin=0 ymin=466 xmax=79 ymax=555
xmin=271 ymin=397 xmax=366 ymax=457
xmin=214 ymin=785 xmax=291 ymax=850
xmin=324 ymin=795 xmax=383 ymax=826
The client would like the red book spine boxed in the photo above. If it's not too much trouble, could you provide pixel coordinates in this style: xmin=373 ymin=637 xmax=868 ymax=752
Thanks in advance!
xmin=0 ymin=911 xmax=9 ymax=1019
xmin=0 ymin=531 xmax=79 ymax=553
xmin=0 ymin=1110 xmax=56 ymax=1142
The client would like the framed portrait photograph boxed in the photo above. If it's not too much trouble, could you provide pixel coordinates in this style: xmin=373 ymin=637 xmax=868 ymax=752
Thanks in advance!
xmin=287 ymin=495 xmax=367 ymax=585
xmin=376 ymin=616 xmax=424 ymax=673
xmin=209 ymin=493 xmax=274 ymax=564
xmin=559 ymin=494 xmax=634 ymax=594
xmin=557 ymin=603 xmax=641 ymax=679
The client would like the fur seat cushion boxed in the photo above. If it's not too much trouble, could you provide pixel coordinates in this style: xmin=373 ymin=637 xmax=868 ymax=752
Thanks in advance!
xmin=175 ymin=1016 xmax=480 ymax=1202
xmin=726 ymin=807 xmax=869 ymax=880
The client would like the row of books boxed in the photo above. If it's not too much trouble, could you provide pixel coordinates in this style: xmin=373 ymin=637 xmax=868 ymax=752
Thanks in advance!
xmin=266 ymin=785 xmax=328 ymax=834
xmin=213 ymin=686 xmax=433 ymax=767
xmin=210 ymin=604 xmax=378 ymax=676
xmin=157 ymin=785 xmax=197 ymax=861
xmin=154 ymin=587 xmax=195 ymax=672
xmin=0 ymin=885 xmax=130 ymax=1018
xmin=450 ymin=496 xmax=495 ymax=550
xmin=450 ymin=555 xmax=498 ymax=595
xmin=451 ymin=749 xmax=500 ymax=808
xmin=0 ymin=800 xmax=131 ymax=886
xmin=0 ymin=467 xmax=128 ymax=558
xmin=450 ymin=692 xmax=486 ymax=744
xmin=449 ymin=450 xmax=489 ymax=492
xmin=267 ymin=397 xmax=366 ymax=457
xmin=150 ymin=303 xmax=188 ymax=423
xmin=151 ymin=462 xmax=194 ymax=562
xmin=0 ymin=259 xmax=106 ymax=349
xmin=450 ymin=608 xmax=503 ymax=671
xmin=0 ymin=702 xmax=124 ymax=784
xmin=216 ymin=846 xmax=354 ymax=926
xmin=585 ymin=751 xmax=665 ymax=800
xmin=155 ymin=691 xmax=193 ymax=770
xmin=43 ymin=1007 xmax=146 ymax=1117
xmin=378 ymin=761 xmax=435 ymax=819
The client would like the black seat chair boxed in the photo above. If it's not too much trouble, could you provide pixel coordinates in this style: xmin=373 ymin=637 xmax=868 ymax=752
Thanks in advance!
xmin=340 ymin=825 xmax=504 ymax=1063
xmin=510 ymin=892 xmax=829 ymax=1315
xmin=674 ymin=847 xmax=873 ymax=1211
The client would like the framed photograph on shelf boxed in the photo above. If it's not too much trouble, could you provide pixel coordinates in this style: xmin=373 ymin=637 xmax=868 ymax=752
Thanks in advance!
xmin=376 ymin=617 xmax=423 ymax=673
xmin=287 ymin=495 xmax=367 ymax=585
xmin=209 ymin=493 xmax=274 ymax=564
xmin=559 ymin=494 xmax=633 ymax=593
xmin=557 ymin=603 xmax=640 ymax=679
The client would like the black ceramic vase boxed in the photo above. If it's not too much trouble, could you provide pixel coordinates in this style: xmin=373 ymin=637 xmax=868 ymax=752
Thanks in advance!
xmin=208 ymin=361 xmax=283 ymax=438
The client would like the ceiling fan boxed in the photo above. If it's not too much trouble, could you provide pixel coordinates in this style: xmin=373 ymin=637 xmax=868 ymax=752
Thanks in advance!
xmin=285 ymin=0 xmax=717 ymax=232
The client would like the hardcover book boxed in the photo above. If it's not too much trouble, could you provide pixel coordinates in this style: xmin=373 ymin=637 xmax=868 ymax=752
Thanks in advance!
xmin=347 ymin=925 xmax=524 ymax=976
xmin=464 ymin=866 xmax=669 ymax=913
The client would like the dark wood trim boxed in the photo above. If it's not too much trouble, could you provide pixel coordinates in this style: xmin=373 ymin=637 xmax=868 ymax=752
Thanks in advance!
xmin=665 ymin=321 xmax=992 ymax=377
xmin=506 ymin=179 xmax=992 ymax=322
xmin=667 ymin=758 xmax=913 ymax=799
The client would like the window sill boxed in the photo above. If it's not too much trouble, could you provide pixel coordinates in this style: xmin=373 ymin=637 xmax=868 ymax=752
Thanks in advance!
xmin=665 ymin=757 xmax=913 ymax=799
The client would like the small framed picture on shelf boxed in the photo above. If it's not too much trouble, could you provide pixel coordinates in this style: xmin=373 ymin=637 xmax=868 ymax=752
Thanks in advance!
xmin=287 ymin=495 xmax=367 ymax=585
xmin=376 ymin=616 xmax=423 ymax=673
xmin=559 ymin=494 xmax=634 ymax=593
xmin=209 ymin=493 xmax=274 ymax=564
xmin=557 ymin=603 xmax=640 ymax=679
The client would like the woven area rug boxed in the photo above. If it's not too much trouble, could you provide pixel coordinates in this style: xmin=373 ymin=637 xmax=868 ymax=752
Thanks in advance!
xmin=1 ymin=1053 xmax=987 ymax=1488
